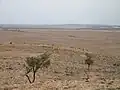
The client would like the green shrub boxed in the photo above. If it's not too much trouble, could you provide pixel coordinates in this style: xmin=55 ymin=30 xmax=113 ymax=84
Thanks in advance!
xmin=24 ymin=52 xmax=51 ymax=83
xmin=85 ymin=52 xmax=94 ymax=71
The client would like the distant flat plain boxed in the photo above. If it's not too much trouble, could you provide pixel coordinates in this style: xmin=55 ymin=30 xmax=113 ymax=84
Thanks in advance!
xmin=0 ymin=29 xmax=120 ymax=90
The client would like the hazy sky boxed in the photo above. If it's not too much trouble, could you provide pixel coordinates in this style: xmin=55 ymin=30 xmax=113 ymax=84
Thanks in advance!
xmin=0 ymin=0 xmax=120 ymax=25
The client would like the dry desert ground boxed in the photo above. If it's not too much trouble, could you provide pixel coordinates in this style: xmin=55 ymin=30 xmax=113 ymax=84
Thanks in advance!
xmin=0 ymin=29 xmax=120 ymax=90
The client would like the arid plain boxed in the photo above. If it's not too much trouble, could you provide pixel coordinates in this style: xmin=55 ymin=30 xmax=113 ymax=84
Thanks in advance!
xmin=0 ymin=29 xmax=120 ymax=90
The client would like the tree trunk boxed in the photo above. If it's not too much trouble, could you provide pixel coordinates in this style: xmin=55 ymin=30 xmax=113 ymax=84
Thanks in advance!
xmin=32 ymin=71 xmax=36 ymax=83
xmin=88 ymin=64 xmax=90 ymax=71
xmin=26 ymin=74 xmax=32 ymax=83
xmin=25 ymin=67 xmax=36 ymax=83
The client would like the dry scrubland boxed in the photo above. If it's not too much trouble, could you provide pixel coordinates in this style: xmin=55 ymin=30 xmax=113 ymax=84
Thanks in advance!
xmin=0 ymin=29 xmax=120 ymax=90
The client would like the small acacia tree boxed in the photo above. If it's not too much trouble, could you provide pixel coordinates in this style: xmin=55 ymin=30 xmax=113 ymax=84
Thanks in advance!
xmin=84 ymin=52 xmax=94 ymax=82
xmin=24 ymin=52 xmax=51 ymax=83
xmin=85 ymin=52 xmax=94 ymax=71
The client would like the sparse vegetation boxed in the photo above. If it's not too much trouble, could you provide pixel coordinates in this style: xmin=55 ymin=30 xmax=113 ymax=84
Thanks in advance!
xmin=83 ymin=52 xmax=94 ymax=82
xmin=0 ymin=31 xmax=120 ymax=89
xmin=24 ymin=52 xmax=51 ymax=83
xmin=85 ymin=52 xmax=94 ymax=71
